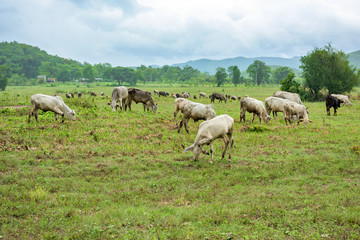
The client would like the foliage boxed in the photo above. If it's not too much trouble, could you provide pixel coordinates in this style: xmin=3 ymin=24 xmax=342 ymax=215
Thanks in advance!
xmin=280 ymin=72 xmax=300 ymax=93
xmin=0 ymin=64 xmax=10 ymax=90
xmin=300 ymin=44 xmax=359 ymax=98
xmin=227 ymin=65 xmax=241 ymax=86
xmin=215 ymin=67 xmax=227 ymax=87
xmin=272 ymin=66 xmax=293 ymax=84
xmin=246 ymin=60 xmax=271 ymax=85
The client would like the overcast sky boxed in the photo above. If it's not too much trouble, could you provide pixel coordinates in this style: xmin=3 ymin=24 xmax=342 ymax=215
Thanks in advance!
xmin=1 ymin=0 xmax=360 ymax=67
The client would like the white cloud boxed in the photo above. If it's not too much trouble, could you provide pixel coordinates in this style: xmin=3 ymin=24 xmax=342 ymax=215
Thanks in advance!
xmin=1 ymin=0 xmax=360 ymax=66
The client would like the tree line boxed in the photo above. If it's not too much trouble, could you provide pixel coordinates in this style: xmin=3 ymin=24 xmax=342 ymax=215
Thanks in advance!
xmin=0 ymin=42 xmax=359 ymax=101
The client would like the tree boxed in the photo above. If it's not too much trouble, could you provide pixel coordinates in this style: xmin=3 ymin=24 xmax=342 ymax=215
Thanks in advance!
xmin=215 ymin=67 xmax=227 ymax=87
xmin=0 ymin=65 xmax=10 ymax=90
xmin=272 ymin=67 xmax=293 ymax=84
xmin=57 ymin=66 xmax=71 ymax=83
xmin=228 ymin=65 xmax=241 ymax=86
xmin=280 ymin=72 xmax=300 ymax=93
xmin=300 ymin=44 xmax=359 ymax=98
xmin=82 ymin=64 xmax=95 ymax=83
xmin=246 ymin=60 xmax=270 ymax=85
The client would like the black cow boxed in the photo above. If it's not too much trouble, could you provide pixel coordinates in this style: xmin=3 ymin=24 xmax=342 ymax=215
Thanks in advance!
xmin=210 ymin=93 xmax=227 ymax=103
xmin=326 ymin=95 xmax=343 ymax=116
xmin=126 ymin=88 xmax=157 ymax=113
xmin=159 ymin=91 xmax=169 ymax=97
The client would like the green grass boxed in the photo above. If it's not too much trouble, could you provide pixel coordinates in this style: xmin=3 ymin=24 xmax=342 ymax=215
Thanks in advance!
xmin=1 ymin=85 xmax=360 ymax=239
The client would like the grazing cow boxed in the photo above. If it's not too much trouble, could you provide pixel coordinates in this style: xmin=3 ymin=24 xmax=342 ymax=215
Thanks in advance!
xmin=101 ymin=92 xmax=105 ymax=97
xmin=159 ymin=91 xmax=169 ymax=97
xmin=28 ymin=94 xmax=76 ymax=123
xmin=326 ymin=95 xmax=343 ymax=116
xmin=182 ymin=92 xmax=191 ymax=98
xmin=65 ymin=93 xmax=71 ymax=98
xmin=284 ymin=102 xmax=310 ymax=125
xmin=330 ymin=94 xmax=352 ymax=106
xmin=90 ymin=92 xmax=97 ymax=97
xmin=171 ymin=93 xmax=176 ymax=98
xmin=272 ymin=91 xmax=303 ymax=105
xmin=174 ymin=98 xmax=216 ymax=133
xmin=77 ymin=92 xmax=82 ymax=98
xmin=127 ymin=88 xmax=157 ymax=113
xmin=265 ymin=96 xmax=294 ymax=117
xmin=240 ymin=96 xmax=271 ymax=123
xmin=231 ymin=96 xmax=237 ymax=101
xmin=109 ymin=86 xmax=128 ymax=112
xmin=210 ymin=93 xmax=227 ymax=103
xmin=199 ymin=92 xmax=207 ymax=98
xmin=176 ymin=93 xmax=184 ymax=98
xmin=193 ymin=95 xmax=197 ymax=99
xmin=184 ymin=114 xmax=234 ymax=164
xmin=154 ymin=90 xmax=159 ymax=96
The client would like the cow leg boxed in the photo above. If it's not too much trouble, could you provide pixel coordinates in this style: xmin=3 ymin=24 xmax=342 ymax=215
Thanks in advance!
xmin=183 ymin=117 xmax=190 ymax=133
xmin=228 ymin=136 xmax=234 ymax=161
xmin=221 ymin=135 xmax=229 ymax=160
xmin=34 ymin=109 xmax=39 ymax=123
xmin=178 ymin=119 xmax=184 ymax=133
xmin=327 ymin=106 xmax=330 ymax=116
xmin=54 ymin=113 xmax=58 ymax=122
xmin=240 ymin=111 xmax=245 ymax=122
xmin=251 ymin=113 xmax=256 ymax=123
xmin=334 ymin=107 xmax=337 ymax=116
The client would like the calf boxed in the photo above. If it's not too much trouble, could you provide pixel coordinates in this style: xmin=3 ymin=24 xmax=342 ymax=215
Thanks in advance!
xmin=240 ymin=96 xmax=271 ymax=123
xmin=174 ymin=98 xmax=216 ymax=133
xmin=127 ymin=88 xmax=157 ymax=113
xmin=284 ymin=102 xmax=310 ymax=125
xmin=326 ymin=95 xmax=343 ymax=116
xmin=210 ymin=93 xmax=227 ymax=103
xmin=184 ymin=114 xmax=234 ymax=164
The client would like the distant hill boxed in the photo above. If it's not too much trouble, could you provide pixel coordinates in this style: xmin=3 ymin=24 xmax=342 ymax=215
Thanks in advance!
xmin=347 ymin=50 xmax=360 ymax=68
xmin=172 ymin=52 xmax=360 ymax=74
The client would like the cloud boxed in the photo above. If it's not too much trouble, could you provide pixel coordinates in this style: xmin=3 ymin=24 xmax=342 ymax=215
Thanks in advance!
xmin=1 ymin=0 xmax=360 ymax=67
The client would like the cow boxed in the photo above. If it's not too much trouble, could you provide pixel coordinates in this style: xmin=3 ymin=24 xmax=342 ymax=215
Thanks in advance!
xmin=109 ymin=86 xmax=128 ymax=112
xmin=210 ymin=93 xmax=227 ymax=103
xmin=330 ymin=94 xmax=352 ymax=106
xmin=284 ymin=101 xmax=310 ymax=125
xmin=184 ymin=114 xmax=234 ymax=164
xmin=272 ymin=91 xmax=303 ymax=105
xmin=90 ymin=92 xmax=97 ymax=97
xmin=159 ymin=91 xmax=169 ymax=97
xmin=326 ymin=95 xmax=343 ymax=116
xmin=127 ymin=88 xmax=157 ymax=113
xmin=240 ymin=96 xmax=271 ymax=123
xmin=174 ymin=98 xmax=216 ymax=133
xmin=28 ymin=94 xmax=76 ymax=123
xmin=199 ymin=92 xmax=207 ymax=98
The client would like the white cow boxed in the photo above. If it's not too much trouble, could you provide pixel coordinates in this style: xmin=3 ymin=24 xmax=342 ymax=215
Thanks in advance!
xmin=184 ymin=114 xmax=234 ymax=164
xmin=28 ymin=94 xmax=76 ymax=123
xmin=265 ymin=96 xmax=294 ymax=117
xmin=272 ymin=91 xmax=303 ymax=105
xmin=330 ymin=94 xmax=352 ymax=106
xmin=283 ymin=102 xmax=310 ymax=125
xmin=174 ymin=98 xmax=216 ymax=133
xmin=240 ymin=96 xmax=271 ymax=123
xmin=110 ymin=86 xmax=128 ymax=112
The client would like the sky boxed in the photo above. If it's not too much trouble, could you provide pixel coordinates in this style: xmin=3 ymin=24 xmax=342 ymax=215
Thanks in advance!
xmin=1 ymin=0 xmax=360 ymax=67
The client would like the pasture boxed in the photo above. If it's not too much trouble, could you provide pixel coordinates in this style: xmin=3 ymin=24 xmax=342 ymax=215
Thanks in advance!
xmin=1 ymin=84 xmax=360 ymax=239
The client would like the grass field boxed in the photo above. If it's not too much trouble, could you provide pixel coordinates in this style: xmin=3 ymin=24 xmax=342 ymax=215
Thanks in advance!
xmin=1 ymin=84 xmax=360 ymax=239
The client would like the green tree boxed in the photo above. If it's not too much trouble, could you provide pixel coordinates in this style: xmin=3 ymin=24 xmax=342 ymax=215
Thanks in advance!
xmin=82 ymin=64 xmax=95 ymax=83
xmin=0 ymin=65 xmax=10 ymax=90
xmin=228 ymin=65 xmax=241 ymax=86
xmin=272 ymin=67 xmax=293 ymax=84
xmin=300 ymin=44 xmax=359 ymax=97
xmin=57 ymin=66 xmax=71 ymax=83
xmin=280 ymin=72 xmax=300 ymax=93
xmin=246 ymin=60 xmax=270 ymax=85
xmin=215 ymin=67 xmax=227 ymax=87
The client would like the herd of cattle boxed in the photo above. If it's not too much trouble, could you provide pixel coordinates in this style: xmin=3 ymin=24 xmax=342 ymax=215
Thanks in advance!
xmin=27 ymin=88 xmax=353 ymax=163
